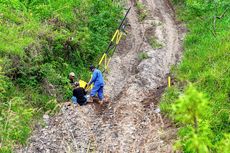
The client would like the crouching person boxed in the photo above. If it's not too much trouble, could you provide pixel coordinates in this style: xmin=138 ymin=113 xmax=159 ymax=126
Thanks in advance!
xmin=69 ymin=72 xmax=75 ymax=86
xmin=72 ymin=82 xmax=89 ymax=106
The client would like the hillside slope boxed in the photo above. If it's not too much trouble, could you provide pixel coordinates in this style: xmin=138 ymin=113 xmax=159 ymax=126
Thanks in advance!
xmin=17 ymin=0 xmax=185 ymax=152
xmin=0 ymin=0 xmax=121 ymax=152
xmin=160 ymin=0 xmax=230 ymax=152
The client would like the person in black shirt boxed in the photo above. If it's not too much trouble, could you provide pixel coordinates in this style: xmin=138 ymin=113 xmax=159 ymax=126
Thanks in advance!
xmin=71 ymin=82 xmax=89 ymax=106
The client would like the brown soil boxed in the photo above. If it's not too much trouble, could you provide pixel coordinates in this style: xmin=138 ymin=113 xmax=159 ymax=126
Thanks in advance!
xmin=17 ymin=0 xmax=185 ymax=152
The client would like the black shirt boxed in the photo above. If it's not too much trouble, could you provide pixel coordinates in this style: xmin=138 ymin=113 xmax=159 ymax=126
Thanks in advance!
xmin=73 ymin=87 xmax=87 ymax=105
xmin=70 ymin=79 xmax=74 ymax=86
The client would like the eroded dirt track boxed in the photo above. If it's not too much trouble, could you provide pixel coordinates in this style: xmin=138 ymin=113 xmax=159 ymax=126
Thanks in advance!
xmin=17 ymin=0 xmax=184 ymax=152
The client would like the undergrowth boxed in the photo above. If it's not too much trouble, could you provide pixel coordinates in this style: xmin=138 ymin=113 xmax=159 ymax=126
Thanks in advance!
xmin=160 ymin=0 xmax=230 ymax=152
xmin=148 ymin=36 xmax=163 ymax=49
xmin=0 ymin=0 xmax=122 ymax=152
xmin=136 ymin=1 xmax=148 ymax=21
xmin=138 ymin=52 xmax=149 ymax=60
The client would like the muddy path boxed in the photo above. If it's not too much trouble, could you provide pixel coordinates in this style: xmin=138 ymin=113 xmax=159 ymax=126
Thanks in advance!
xmin=17 ymin=0 xmax=184 ymax=152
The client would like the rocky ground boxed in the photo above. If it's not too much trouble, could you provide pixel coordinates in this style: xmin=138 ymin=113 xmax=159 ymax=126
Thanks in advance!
xmin=17 ymin=0 xmax=185 ymax=152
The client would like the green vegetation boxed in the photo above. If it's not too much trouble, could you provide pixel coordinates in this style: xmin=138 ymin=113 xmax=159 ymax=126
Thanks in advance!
xmin=161 ymin=0 xmax=230 ymax=152
xmin=148 ymin=36 xmax=163 ymax=49
xmin=138 ymin=52 xmax=149 ymax=60
xmin=171 ymin=85 xmax=213 ymax=152
xmin=0 ymin=0 xmax=122 ymax=152
xmin=136 ymin=1 xmax=148 ymax=21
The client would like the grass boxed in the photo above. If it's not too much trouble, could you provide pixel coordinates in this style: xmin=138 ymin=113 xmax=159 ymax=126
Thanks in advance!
xmin=160 ymin=1 xmax=230 ymax=152
xmin=148 ymin=36 xmax=163 ymax=49
xmin=136 ymin=2 xmax=148 ymax=21
xmin=138 ymin=52 xmax=149 ymax=60
xmin=0 ymin=0 xmax=122 ymax=152
xmin=151 ymin=21 xmax=163 ymax=27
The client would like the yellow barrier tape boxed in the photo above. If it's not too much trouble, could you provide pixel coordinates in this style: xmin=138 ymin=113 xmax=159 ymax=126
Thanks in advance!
xmin=104 ymin=54 xmax=107 ymax=68
xmin=98 ymin=53 xmax=106 ymax=66
xmin=106 ymin=57 xmax=111 ymax=70
xmin=116 ymin=31 xmax=123 ymax=44
xmin=98 ymin=53 xmax=110 ymax=71
xmin=111 ymin=30 xmax=119 ymax=42
xmin=76 ymin=7 xmax=131 ymax=93
xmin=111 ymin=29 xmax=123 ymax=44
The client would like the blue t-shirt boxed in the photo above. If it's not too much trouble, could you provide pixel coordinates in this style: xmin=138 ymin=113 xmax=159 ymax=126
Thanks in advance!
xmin=89 ymin=69 xmax=104 ymax=87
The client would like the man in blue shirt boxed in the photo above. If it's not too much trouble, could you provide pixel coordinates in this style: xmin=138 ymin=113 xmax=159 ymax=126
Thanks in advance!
xmin=87 ymin=65 xmax=104 ymax=105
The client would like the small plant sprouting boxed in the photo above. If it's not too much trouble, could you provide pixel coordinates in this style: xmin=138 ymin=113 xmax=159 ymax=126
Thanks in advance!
xmin=149 ymin=36 xmax=163 ymax=49
xmin=138 ymin=52 xmax=149 ymax=60
xmin=136 ymin=2 xmax=148 ymax=21
xmin=151 ymin=21 xmax=162 ymax=27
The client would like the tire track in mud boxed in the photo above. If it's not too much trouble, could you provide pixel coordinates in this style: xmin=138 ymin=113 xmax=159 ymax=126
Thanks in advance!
xmin=17 ymin=0 xmax=185 ymax=152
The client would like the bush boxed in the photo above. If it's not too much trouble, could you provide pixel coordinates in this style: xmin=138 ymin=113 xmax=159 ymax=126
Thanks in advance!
xmin=0 ymin=0 xmax=123 ymax=151
xmin=0 ymin=97 xmax=35 ymax=152
xmin=171 ymin=85 xmax=212 ymax=152
xmin=160 ymin=0 xmax=230 ymax=152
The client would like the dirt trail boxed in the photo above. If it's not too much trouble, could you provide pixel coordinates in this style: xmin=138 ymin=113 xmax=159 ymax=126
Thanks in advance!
xmin=17 ymin=0 xmax=184 ymax=152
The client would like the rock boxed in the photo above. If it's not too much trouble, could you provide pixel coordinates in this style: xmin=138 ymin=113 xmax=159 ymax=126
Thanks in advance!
xmin=154 ymin=108 xmax=161 ymax=113
xmin=43 ymin=114 xmax=50 ymax=125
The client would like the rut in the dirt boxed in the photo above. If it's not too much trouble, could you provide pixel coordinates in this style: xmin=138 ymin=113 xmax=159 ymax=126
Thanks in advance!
xmin=17 ymin=0 xmax=185 ymax=152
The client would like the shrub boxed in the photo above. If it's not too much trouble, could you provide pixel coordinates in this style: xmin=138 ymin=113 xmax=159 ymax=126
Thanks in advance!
xmin=171 ymin=85 xmax=212 ymax=152
xmin=0 ymin=0 xmax=123 ymax=151
xmin=160 ymin=0 xmax=230 ymax=152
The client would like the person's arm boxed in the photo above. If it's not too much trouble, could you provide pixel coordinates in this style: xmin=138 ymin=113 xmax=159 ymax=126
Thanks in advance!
xmin=73 ymin=89 xmax=76 ymax=97
xmin=88 ymin=71 xmax=97 ymax=85
xmin=83 ymin=88 xmax=87 ymax=95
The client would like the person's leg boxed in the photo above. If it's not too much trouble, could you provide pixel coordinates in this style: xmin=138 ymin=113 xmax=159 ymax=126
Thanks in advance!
xmin=97 ymin=86 xmax=104 ymax=105
xmin=71 ymin=96 xmax=78 ymax=105
xmin=89 ymin=85 xmax=100 ymax=102
xmin=90 ymin=86 xmax=99 ymax=97
xmin=85 ymin=95 xmax=90 ymax=101
xmin=83 ymin=95 xmax=90 ymax=105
